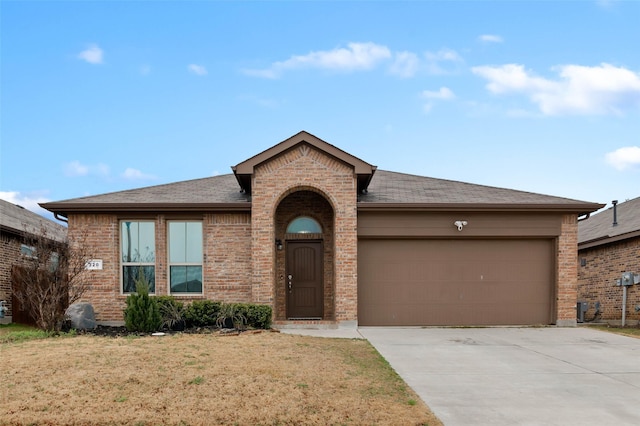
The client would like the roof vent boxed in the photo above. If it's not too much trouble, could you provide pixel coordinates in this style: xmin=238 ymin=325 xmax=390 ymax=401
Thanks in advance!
xmin=612 ymin=200 xmax=618 ymax=226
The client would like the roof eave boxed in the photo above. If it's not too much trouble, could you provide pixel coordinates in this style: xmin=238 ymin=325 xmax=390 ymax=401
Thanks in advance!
xmin=41 ymin=202 xmax=252 ymax=217
xmin=578 ymin=229 xmax=640 ymax=250
xmin=357 ymin=202 xmax=604 ymax=214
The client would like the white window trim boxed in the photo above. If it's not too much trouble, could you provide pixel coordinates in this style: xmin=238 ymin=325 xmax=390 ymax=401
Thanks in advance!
xmin=167 ymin=220 xmax=204 ymax=296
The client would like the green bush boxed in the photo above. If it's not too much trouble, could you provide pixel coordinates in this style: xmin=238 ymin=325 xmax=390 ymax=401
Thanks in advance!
xmin=182 ymin=300 xmax=271 ymax=329
xmin=123 ymin=280 xmax=161 ymax=332
xmin=234 ymin=303 xmax=272 ymax=329
xmin=155 ymin=296 xmax=185 ymax=330
xmin=183 ymin=300 xmax=221 ymax=327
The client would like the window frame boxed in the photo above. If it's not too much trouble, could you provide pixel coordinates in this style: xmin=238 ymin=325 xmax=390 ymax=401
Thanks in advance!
xmin=167 ymin=220 xmax=204 ymax=296
xmin=120 ymin=220 xmax=156 ymax=295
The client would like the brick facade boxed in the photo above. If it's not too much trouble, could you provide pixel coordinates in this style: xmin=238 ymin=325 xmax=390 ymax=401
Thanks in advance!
xmin=0 ymin=233 xmax=20 ymax=320
xmin=51 ymin=132 xmax=595 ymax=328
xmin=69 ymin=213 xmax=253 ymax=323
xmin=251 ymin=144 xmax=358 ymax=323
xmin=578 ymin=237 xmax=640 ymax=324
xmin=556 ymin=214 xmax=579 ymax=326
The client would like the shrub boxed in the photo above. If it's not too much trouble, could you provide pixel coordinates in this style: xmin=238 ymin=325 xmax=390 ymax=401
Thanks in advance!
xmin=155 ymin=296 xmax=185 ymax=331
xmin=123 ymin=278 xmax=161 ymax=332
xmin=183 ymin=300 xmax=221 ymax=327
xmin=233 ymin=303 xmax=272 ymax=329
xmin=216 ymin=303 xmax=247 ymax=330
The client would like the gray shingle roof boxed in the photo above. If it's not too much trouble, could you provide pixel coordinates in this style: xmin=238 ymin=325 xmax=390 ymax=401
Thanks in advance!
xmin=42 ymin=175 xmax=250 ymax=211
xmin=360 ymin=170 xmax=601 ymax=210
xmin=0 ymin=199 xmax=67 ymax=242
xmin=578 ymin=196 xmax=640 ymax=246
xmin=42 ymin=169 xmax=602 ymax=215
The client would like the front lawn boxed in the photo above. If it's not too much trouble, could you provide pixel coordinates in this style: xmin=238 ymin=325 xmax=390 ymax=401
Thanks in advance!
xmin=1 ymin=331 xmax=441 ymax=425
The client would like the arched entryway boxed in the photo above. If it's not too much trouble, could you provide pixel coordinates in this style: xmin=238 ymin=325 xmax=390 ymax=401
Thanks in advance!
xmin=274 ymin=190 xmax=335 ymax=321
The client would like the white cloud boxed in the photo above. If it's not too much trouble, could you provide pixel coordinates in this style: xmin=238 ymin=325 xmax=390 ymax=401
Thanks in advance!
xmin=0 ymin=191 xmax=52 ymax=217
xmin=389 ymin=51 xmax=420 ymax=78
xmin=243 ymin=42 xmax=392 ymax=79
xmin=479 ymin=34 xmax=503 ymax=43
xmin=122 ymin=168 xmax=156 ymax=180
xmin=472 ymin=63 xmax=640 ymax=115
xmin=422 ymin=87 xmax=456 ymax=100
xmin=422 ymin=87 xmax=456 ymax=114
xmin=78 ymin=44 xmax=104 ymax=64
xmin=63 ymin=161 xmax=110 ymax=177
xmin=424 ymin=48 xmax=464 ymax=74
xmin=605 ymin=146 xmax=640 ymax=170
xmin=64 ymin=161 xmax=89 ymax=177
xmin=188 ymin=64 xmax=207 ymax=76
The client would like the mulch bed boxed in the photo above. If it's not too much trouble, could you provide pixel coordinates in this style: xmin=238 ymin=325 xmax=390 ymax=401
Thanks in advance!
xmin=76 ymin=325 xmax=275 ymax=338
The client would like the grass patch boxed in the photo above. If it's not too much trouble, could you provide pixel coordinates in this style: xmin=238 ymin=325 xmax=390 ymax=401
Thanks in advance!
xmin=0 ymin=323 xmax=77 ymax=344
xmin=590 ymin=325 xmax=640 ymax=338
xmin=1 ymin=332 xmax=441 ymax=425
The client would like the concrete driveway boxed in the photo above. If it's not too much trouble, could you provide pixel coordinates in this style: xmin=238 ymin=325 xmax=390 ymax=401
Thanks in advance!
xmin=359 ymin=327 xmax=640 ymax=426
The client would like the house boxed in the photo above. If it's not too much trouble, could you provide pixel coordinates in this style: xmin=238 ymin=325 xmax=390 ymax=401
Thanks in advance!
xmin=578 ymin=197 xmax=640 ymax=324
xmin=41 ymin=131 xmax=603 ymax=328
xmin=0 ymin=199 xmax=68 ymax=324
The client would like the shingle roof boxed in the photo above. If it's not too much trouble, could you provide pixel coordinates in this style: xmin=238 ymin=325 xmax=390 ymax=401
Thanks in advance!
xmin=0 ymin=199 xmax=67 ymax=242
xmin=359 ymin=170 xmax=601 ymax=212
xmin=42 ymin=169 xmax=602 ymax=216
xmin=578 ymin=196 xmax=640 ymax=247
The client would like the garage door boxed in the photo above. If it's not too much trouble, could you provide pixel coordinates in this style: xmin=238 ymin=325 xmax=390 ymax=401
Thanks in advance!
xmin=358 ymin=239 xmax=554 ymax=326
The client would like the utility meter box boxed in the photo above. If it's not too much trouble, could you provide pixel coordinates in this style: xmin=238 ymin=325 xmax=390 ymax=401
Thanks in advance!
xmin=621 ymin=272 xmax=635 ymax=286
xmin=576 ymin=302 xmax=588 ymax=323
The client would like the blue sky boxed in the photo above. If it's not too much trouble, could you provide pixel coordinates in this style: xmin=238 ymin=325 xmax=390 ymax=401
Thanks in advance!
xmin=2 ymin=0 xmax=639 ymax=221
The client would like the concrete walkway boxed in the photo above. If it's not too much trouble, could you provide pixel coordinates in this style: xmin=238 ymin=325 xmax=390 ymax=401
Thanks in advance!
xmin=359 ymin=327 xmax=640 ymax=426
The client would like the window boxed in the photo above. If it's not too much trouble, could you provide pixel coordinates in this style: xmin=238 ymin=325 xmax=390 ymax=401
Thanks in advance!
xmin=20 ymin=244 xmax=36 ymax=258
xmin=121 ymin=221 xmax=155 ymax=293
xmin=286 ymin=216 xmax=322 ymax=234
xmin=168 ymin=221 xmax=203 ymax=294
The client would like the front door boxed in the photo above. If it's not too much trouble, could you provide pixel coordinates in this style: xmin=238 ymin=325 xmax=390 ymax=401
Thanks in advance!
xmin=286 ymin=241 xmax=323 ymax=319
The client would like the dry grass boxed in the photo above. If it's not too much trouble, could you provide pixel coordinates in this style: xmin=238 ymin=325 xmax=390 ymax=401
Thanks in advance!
xmin=590 ymin=324 xmax=640 ymax=338
xmin=1 ymin=331 xmax=441 ymax=425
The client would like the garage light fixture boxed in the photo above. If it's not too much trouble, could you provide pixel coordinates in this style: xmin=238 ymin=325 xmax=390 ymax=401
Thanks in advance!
xmin=454 ymin=220 xmax=468 ymax=231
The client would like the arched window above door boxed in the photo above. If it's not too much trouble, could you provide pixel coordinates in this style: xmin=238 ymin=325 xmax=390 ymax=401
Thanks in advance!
xmin=286 ymin=216 xmax=322 ymax=234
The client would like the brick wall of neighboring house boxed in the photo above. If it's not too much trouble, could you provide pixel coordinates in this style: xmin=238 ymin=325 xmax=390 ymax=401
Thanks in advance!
xmin=68 ymin=212 xmax=253 ymax=324
xmin=251 ymin=144 xmax=358 ymax=323
xmin=0 ymin=233 xmax=20 ymax=319
xmin=578 ymin=237 xmax=640 ymax=324
xmin=556 ymin=214 xmax=579 ymax=325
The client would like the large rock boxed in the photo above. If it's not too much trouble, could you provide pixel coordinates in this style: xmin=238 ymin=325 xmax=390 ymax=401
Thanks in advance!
xmin=66 ymin=302 xmax=97 ymax=330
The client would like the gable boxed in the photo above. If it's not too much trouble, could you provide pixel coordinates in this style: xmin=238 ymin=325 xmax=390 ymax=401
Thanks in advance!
xmin=232 ymin=131 xmax=376 ymax=195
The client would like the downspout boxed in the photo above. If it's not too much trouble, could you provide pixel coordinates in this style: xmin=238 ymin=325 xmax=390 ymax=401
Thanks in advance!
xmin=54 ymin=212 xmax=68 ymax=224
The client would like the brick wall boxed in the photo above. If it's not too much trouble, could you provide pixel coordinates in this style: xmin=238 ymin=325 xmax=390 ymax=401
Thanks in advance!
xmin=556 ymin=214 xmax=579 ymax=326
xmin=68 ymin=212 xmax=252 ymax=323
xmin=578 ymin=237 xmax=640 ymax=324
xmin=274 ymin=191 xmax=334 ymax=321
xmin=0 ymin=233 xmax=20 ymax=319
xmin=251 ymin=144 xmax=358 ymax=323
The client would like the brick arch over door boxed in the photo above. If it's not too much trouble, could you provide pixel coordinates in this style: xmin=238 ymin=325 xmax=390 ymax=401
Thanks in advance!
xmin=274 ymin=190 xmax=335 ymax=321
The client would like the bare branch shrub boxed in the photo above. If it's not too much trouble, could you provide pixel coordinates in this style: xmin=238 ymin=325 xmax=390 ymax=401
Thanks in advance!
xmin=11 ymin=226 xmax=93 ymax=332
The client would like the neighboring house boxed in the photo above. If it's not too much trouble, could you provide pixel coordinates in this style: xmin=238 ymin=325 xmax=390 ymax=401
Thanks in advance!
xmin=0 ymin=199 xmax=67 ymax=324
xmin=578 ymin=197 xmax=640 ymax=324
xmin=42 ymin=131 xmax=603 ymax=328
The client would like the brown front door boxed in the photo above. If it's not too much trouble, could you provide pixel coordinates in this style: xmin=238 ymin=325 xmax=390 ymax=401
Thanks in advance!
xmin=286 ymin=241 xmax=323 ymax=319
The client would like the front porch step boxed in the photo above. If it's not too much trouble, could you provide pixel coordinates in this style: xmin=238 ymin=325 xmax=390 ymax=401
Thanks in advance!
xmin=273 ymin=320 xmax=339 ymax=330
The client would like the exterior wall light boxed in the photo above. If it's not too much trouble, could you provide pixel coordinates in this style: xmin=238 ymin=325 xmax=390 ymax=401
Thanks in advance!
xmin=454 ymin=220 xmax=468 ymax=231
xmin=275 ymin=239 xmax=283 ymax=251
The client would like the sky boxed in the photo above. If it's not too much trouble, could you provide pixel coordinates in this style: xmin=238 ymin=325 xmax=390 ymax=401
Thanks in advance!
xmin=1 ymin=0 xmax=639 ymax=222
